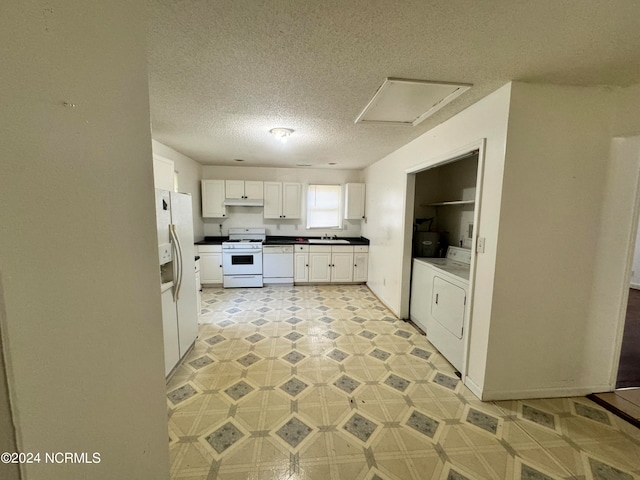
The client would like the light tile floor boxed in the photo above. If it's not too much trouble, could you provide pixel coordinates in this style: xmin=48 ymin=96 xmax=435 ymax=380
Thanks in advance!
xmin=167 ymin=285 xmax=640 ymax=480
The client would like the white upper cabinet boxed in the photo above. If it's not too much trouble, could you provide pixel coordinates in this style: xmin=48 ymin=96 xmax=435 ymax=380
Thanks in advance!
xmin=201 ymin=180 xmax=227 ymax=218
xmin=282 ymin=183 xmax=302 ymax=218
xmin=344 ymin=183 xmax=365 ymax=220
xmin=264 ymin=182 xmax=301 ymax=219
xmin=153 ymin=155 xmax=174 ymax=191
xmin=263 ymin=182 xmax=283 ymax=218
xmin=225 ymin=180 xmax=264 ymax=200
xmin=224 ymin=180 xmax=244 ymax=199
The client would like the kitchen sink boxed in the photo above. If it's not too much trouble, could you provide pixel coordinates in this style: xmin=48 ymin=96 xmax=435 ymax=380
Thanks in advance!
xmin=307 ymin=239 xmax=350 ymax=244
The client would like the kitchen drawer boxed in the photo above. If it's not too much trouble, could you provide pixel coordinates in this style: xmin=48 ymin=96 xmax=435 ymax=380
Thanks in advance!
xmin=309 ymin=245 xmax=332 ymax=253
xmin=197 ymin=245 xmax=222 ymax=253
xmin=331 ymin=245 xmax=354 ymax=253
xmin=295 ymin=244 xmax=309 ymax=252
xmin=354 ymin=245 xmax=369 ymax=253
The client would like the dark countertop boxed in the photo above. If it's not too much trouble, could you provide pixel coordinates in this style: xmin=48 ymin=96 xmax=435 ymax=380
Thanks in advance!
xmin=194 ymin=236 xmax=228 ymax=245
xmin=195 ymin=236 xmax=370 ymax=246
xmin=264 ymin=236 xmax=370 ymax=246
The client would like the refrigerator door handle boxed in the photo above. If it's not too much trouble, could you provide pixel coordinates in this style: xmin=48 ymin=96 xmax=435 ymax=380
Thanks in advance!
xmin=171 ymin=224 xmax=184 ymax=301
xmin=169 ymin=225 xmax=178 ymax=301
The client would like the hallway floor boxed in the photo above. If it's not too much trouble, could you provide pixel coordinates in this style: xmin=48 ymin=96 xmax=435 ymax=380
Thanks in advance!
xmin=617 ymin=288 xmax=640 ymax=389
xmin=167 ymin=285 xmax=640 ymax=480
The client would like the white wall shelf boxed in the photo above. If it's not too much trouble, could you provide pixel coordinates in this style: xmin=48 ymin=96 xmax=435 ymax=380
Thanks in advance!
xmin=423 ymin=200 xmax=475 ymax=207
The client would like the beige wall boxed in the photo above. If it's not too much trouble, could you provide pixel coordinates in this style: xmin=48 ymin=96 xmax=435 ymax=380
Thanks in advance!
xmin=152 ymin=140 xmax=205 ymax=241
xmin=0 ymin=2 xmax=169 ymax=479
xmin=202 ymin=165 xmax=365 ymax=237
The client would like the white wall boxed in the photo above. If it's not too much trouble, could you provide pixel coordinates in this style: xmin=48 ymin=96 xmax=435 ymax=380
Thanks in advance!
xmin=202 ymin=166 xmax=364 ymax=237
xmin=0 ymin=2 xmax=169 ymax=479
xmin=483 ymin=83 xmax=617 ymax=399
xmin=362 ymin=84 xmax=513 ymax=392
xmin=363 ymin=81 xmax=640 ymax=400
xmin=153 ymin=140 xmax=205 ymax=241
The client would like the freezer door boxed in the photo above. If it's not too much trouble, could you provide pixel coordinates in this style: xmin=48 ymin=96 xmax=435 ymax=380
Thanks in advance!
xmin=170 ymin=192 xmax=199 ymax=357
xmin=155 ymin=189 xmax=172 ymax=251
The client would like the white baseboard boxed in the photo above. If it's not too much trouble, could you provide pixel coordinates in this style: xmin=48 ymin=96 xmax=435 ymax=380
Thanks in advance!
xmin=630 ymin=282 xmax=640 ymax=290
xmin=479 ymin=383 xmax=613 ymax=401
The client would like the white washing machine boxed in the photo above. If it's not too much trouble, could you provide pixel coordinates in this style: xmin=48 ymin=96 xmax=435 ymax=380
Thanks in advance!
xmin=410 ymin=247 xmax=471 ymax=372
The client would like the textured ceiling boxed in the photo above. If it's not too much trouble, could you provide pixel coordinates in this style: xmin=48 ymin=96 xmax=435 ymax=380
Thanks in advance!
xmin=148 ymin=0 xmax=640 ymax=170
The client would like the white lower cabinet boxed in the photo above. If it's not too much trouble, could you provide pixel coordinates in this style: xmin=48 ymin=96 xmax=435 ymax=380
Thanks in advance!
xmin=294 ymin=245 xmax=309 ymax=282
xmin=300 ymin=245 xmax=367 ymax=284
xmin=309 ymin=247 xmax=332 ymax=282
xmin=331 ymin=247 xmax=354 ymax=282
xmin=197 ymin=245 xmax=223 ymax=284
xmin=353 ymin=251 xmax=369 ymax=283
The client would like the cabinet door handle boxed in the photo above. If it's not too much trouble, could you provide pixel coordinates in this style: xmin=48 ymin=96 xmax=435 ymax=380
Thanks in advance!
xmin=435 ymin=293 xmax=439 ymax=304
xmin=305 ymin=264 xmax=308 ymax=267
xmin=283 ymin=215 xmax=286 ymax=218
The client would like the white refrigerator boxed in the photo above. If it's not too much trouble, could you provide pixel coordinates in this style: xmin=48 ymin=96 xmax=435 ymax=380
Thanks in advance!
xmin=155 ymin=189 xmax=198 ymax=376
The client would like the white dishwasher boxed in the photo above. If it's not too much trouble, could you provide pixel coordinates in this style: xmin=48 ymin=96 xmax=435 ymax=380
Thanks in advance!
xmin=263 ymin=245 xmax=294 ymax=284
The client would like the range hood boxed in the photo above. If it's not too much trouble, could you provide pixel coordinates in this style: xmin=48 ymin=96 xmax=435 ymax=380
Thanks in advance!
xmin=223 ymin=198 xmax=264 ymax=207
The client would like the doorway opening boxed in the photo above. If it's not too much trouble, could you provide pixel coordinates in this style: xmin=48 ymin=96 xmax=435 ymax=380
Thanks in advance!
xmin=400 ymin=140 xmax=485 ymax=383
xmin=589 ymin=135 xmax=640 ymax=427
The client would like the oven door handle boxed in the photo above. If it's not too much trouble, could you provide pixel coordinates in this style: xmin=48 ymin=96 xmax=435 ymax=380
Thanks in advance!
xmin=223 ymin=250 xmax=263 ymax=255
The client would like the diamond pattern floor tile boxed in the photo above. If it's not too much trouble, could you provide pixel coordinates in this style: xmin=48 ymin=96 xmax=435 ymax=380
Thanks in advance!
xmin=275 ymin=417 xmax=312 ymax=448
xmin=406 ymin=410 xmax=440 ymax=439
xmin=334 ymin=375 xmax=361 ymax=394
xmin=280 ymin=377 xmax=308 ymax=397
xmin=204 ymin=422 xmax=244 ymax=454
xmin=343 ymin=413 xmax=378 ymax=442
xmin=282 ymin=351 xmax=305 ymax=364
xmin=224 ymin=381 xmax=254 ymax=401
xmin=168 ymin=285 xmax=638 ymax=480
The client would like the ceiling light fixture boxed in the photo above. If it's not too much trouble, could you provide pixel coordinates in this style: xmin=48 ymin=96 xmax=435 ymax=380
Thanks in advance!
xmin=269 ymin=128 xmax=294 ymax=143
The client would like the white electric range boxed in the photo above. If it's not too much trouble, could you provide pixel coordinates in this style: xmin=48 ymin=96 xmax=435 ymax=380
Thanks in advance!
xmin=222 ymin=228 xmax=266 ymax=288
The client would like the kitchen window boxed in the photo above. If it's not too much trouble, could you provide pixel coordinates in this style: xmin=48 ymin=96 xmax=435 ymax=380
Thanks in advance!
xmin=306 ymin=184 xmax=342 ymax=229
